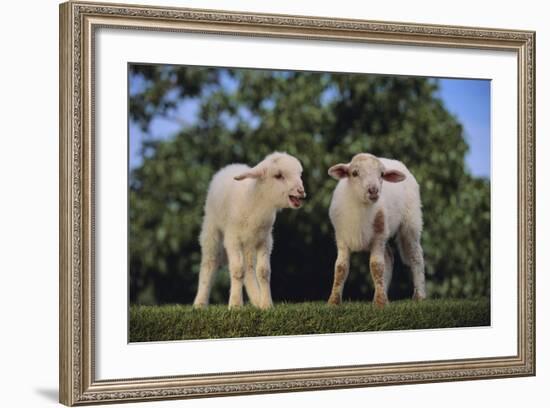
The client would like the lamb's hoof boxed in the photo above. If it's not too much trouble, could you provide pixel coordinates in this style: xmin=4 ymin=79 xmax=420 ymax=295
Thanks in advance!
xmin=228 ymin=303 xmax=243 ymax=310
xmin=258 ymin=303 xmax=273 ymax=310
xmin=328 ymin=295 xmax=342 ymax=305
xmin=193 ymin=302 xmax=208 ymax=309
xmin=373 ymin=292 xmax=388 ymax=309
xmin=412 ymin=290 xmax=427 ymax=301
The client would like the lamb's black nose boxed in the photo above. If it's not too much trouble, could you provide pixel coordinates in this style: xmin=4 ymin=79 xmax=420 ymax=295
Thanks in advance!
xmin=368 ymin=186 xmax=378 ymax=195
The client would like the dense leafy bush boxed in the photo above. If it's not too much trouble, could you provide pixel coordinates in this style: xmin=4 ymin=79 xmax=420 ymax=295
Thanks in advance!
xmin=129 ymin=65 xmax=490 ymax=305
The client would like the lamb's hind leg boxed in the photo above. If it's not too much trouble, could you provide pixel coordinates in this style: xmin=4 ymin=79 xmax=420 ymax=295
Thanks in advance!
xmin=383 ymin=245 xmax=394 ymax=296
xmin=397 ymin=226 xmax=426 ymax=300
xmin=193 ymin=223 xmax=222 ymax=308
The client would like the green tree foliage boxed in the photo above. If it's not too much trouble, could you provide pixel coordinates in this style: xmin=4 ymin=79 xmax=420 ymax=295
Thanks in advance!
xmin=129 ymin=65 xmax=490 ymax=305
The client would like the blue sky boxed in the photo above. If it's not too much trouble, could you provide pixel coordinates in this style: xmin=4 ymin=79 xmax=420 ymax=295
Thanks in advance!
xmin=436 ymin=78 xmax=491 ymax=178
xmin=129 ymin=74 xmax=490 ymax=179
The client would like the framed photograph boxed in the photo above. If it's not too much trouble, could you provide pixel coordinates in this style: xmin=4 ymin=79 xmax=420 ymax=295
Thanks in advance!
xmin=59 ymin=1 xmax=535 ymax=405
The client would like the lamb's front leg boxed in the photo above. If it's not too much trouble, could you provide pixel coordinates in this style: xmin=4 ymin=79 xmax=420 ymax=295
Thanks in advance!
xmin=243 ymin=246 xmax=261 ymax=307
xmin=255 ymin=235 xmax=273 ymax=310
xmin=370 ymin=239 xmax=389 ymax=308
xmin=225 ymin=236 xmax=244 ymax=309
xmin=328 ymin=244 xmax=350 ymax=305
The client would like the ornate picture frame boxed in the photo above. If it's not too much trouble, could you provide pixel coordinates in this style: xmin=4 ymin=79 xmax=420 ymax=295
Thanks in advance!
xmin=59 ymin=1 xmax=535 ymax=405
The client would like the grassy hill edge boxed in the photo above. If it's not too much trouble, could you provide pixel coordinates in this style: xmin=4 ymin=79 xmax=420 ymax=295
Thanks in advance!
xmin=129 ymin=298 xmax=490 ymax=342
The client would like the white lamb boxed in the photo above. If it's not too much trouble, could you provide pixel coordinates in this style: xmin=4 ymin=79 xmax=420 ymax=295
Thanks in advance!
xmin=327 ymin=153 xmax=426 ymax=307
xmin=193 ymin=152 xmax=306 ymax=309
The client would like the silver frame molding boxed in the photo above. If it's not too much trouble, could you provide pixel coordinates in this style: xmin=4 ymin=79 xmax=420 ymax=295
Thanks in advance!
xmin=59 ymin=1 xmax=535 ymax=405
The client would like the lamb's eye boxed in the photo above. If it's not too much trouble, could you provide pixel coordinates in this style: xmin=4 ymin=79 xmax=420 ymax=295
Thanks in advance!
xmin=351 ymin=170 xmax=359 ymax=177
xmin=274 ymin=173 xmax=284 ymax=180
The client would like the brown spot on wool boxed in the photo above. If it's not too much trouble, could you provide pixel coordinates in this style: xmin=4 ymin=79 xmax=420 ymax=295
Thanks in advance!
xmin=370 ymin=260 xmax=388 ymax=307
xmin=328 ymin=263 xmax=348 ymax=305
xmin=373 ymin=291 xmax=388 ymax=308
xmin=333 ymin=263 xmax=348 ymax=287
xmin=370 ymin=260 xmax=385 ymax=287
xmin=373 ymin=210 xmax=385 ymax=235
xmin=327 ymin=294 xmax=342 ymax=305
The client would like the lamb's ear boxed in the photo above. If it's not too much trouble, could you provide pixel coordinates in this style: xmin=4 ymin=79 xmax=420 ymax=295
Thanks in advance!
xmin=234 ymin=166 xmax=266 ymax=181
xmin=328 ymin=163 xmax=350 ymax=180
xmin=382 ymin=169 xmax=406 ymax=183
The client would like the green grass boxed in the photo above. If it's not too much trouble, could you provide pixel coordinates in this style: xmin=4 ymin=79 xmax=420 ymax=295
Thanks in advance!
xmin=129 ymin=298 xmax=490 ymax=342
